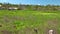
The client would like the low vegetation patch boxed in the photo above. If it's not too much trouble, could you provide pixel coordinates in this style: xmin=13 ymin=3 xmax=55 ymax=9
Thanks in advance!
xmin=0 ymin=10 xmax=60 ymax=34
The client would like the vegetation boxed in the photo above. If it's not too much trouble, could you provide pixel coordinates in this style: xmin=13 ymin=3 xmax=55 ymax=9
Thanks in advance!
xmin=0 ymin=10 xmax=60 ymax=34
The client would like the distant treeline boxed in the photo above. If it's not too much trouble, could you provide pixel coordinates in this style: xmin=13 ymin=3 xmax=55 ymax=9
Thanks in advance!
xmin=0 ymin=3 xmax=60 ymax=11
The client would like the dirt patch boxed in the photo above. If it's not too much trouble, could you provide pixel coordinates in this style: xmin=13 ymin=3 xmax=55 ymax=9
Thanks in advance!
xmin=45 ymin=27 xmax=58 ymax=34
xmin=1 ymin=30 xmax=13 ymax=34
xmin=11 ymin=16 xmax=26 ymax=21
xmin=47 ymin=18 xmax=58 ymax=27
xmin=20 ymin=26 xmax=38 ymax=34
xmin=45 ymin=18 xmax=59 ymax=34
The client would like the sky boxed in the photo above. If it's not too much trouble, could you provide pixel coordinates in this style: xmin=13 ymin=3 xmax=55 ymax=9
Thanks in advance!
xmin=0 ymin=0 xmax=60 ymax=5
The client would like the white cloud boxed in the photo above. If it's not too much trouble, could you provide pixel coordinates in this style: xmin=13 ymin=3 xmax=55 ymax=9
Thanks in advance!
xmin=37 ymin=4 xmax=40 ymax=5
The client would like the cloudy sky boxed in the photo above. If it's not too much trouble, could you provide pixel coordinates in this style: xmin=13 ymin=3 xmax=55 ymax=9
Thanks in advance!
xmin=0 ymin=0 xmax=60 ymax=5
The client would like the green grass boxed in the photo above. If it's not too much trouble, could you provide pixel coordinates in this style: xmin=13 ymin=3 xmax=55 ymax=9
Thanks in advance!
xmin=0 ymin=10 xmax=60 ymax=34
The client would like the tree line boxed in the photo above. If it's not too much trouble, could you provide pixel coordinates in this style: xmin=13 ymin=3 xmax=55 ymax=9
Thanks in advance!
xmin=0 ymin=3 xmax=60 ymax=11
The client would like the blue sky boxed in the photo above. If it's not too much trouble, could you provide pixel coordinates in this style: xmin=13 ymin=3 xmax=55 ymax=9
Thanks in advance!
xmin=0 ymin=0 xmax=60 ymax=5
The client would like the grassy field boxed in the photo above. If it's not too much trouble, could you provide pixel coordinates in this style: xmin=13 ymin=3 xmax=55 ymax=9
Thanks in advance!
xmin=0 ymin=10 xmax=60 ymax=34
